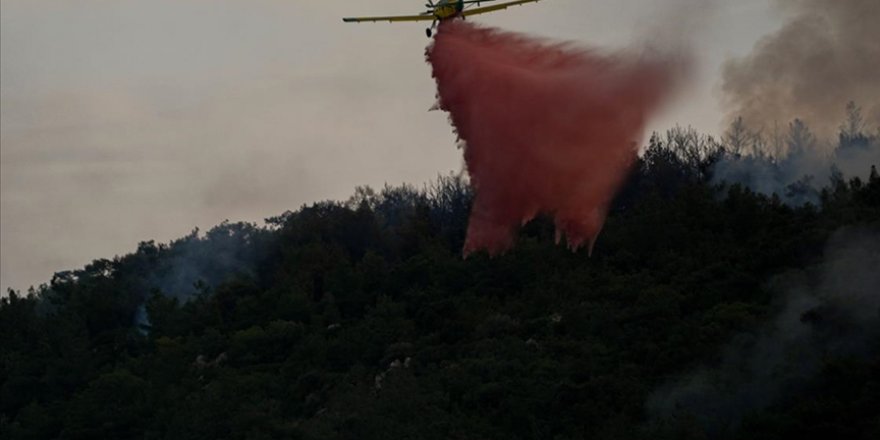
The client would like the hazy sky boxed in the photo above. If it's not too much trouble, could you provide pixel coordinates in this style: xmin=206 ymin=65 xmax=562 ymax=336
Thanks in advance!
xmin=1 ymin=0 xmax=780 ymax=292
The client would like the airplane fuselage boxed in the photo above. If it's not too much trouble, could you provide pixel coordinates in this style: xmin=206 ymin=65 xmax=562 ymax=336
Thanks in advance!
xmin=433 ymin=0 xmax=465 ymax=20
xmin=341 ymin=0 xmax=543 ymax=37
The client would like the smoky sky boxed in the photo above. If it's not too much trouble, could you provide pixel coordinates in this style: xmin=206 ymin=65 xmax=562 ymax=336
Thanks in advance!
xmin=722 ymin=0 xmax=880 ymax=140
xmin=1 ymin=1 xmax=779 ymax=292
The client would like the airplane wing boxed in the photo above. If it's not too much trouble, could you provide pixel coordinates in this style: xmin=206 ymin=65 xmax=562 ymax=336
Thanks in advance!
xmin=343 ymin=14 xmax=435 ymax=23
xmin=462 ymin=0 xmax=542 ymax=17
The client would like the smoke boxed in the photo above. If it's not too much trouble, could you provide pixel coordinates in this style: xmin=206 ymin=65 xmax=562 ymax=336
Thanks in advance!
xmin=134 ymin=304 xmax=151 ymax=335
xmin=146 ymin=222 xmax=264 ymax=300
xmin=722 ymin=0 xmax=880 ymax=140
xmin=121 ymin=222 xmax=265 ymax=330
xmin=427 ymin=21 xmax=689 ymax=256
xmin=712 ymin=114 xmax=880 ymax=206
xmin=647 ymin=227 xmax=880 ymax=433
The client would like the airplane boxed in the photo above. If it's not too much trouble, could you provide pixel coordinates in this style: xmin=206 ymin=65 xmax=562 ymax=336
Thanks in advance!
xmin=343 ymin=0 xmax=544 ymax=38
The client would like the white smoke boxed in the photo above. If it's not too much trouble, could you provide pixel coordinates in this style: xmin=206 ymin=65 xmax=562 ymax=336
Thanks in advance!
xmin=647 ymin=227 xmax=880 ymax=432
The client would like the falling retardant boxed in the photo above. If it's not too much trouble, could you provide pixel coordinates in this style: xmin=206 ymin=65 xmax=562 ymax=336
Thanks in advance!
xmin=427 ymin=21 xmax=688 ymax=256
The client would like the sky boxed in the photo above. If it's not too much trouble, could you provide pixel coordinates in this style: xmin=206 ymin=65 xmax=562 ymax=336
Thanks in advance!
xmin=0 ymin=0 xmax=781 ymax=292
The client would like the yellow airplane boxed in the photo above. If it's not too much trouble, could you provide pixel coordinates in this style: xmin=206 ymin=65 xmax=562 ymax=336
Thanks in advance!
xmin=343 ymin=0 xmax=544 ymax=37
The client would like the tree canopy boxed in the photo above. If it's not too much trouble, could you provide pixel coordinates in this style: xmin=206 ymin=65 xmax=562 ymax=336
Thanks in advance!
xmin=2 ymin=120 xmax=879 ymax=440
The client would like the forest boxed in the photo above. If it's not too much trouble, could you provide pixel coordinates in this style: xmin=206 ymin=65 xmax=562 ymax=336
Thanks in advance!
xmin=2 ymin=112 xmax=879 ymax=439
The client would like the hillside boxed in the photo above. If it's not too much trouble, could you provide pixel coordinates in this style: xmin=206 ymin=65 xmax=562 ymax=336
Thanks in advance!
xmin=2 ymin=127 xmax=879 ymax=439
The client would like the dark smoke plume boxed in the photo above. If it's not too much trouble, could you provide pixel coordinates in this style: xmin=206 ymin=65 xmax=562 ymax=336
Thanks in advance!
xmin=722 ymin=0 xmax=880 ymax=140
xmin=647 ymin=227 xmax=880 ymax=433
xmin=427 ymin=21 xmax=688 ymax=256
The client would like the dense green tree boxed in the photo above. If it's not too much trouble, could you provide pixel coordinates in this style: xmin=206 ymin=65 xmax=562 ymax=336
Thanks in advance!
xmin=2 ymin=124 xmax=878 ymax=439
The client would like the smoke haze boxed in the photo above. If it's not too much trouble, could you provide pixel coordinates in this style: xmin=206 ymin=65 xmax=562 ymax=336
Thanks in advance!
xmin=721 ymin=0 xmax=880 ymax=140
xmin=647 ymin=227 xmax=880 ymax=432
xmin=427 ymin=21 xmax=689 ymax=255
xmin=712 ymin=116 xmax=880 ymax=206
xmin=2 ymin=0 xmax=782 ymax=293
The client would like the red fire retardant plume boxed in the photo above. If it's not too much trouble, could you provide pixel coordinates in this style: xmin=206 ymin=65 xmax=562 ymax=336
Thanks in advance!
xmin=427 ymin=21 xmax=687 ymax=256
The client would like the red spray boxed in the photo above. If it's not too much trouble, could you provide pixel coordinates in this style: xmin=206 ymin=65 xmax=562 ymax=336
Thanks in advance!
xmin=427 ymin=21 xmax=687 ymax=256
